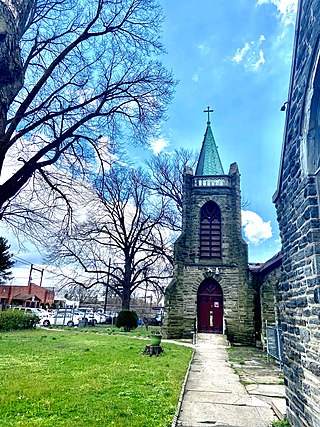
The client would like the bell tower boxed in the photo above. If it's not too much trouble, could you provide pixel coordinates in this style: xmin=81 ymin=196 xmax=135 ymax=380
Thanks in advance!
xmin=164 ymin=108 xmax=254 ymax=344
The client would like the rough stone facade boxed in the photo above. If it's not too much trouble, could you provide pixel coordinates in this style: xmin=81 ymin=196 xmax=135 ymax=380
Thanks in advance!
xmin=273 ymin=1 xmax=320 ymax=425
xmin=164 ymin=160 xmax=255 ymax=344
xmin=250 ymin=253 xmax=282 ymax=349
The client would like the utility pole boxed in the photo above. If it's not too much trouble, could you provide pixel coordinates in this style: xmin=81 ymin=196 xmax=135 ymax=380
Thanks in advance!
xmin=28 ymin=264 xmax=33 ymax=293
xmin=28 ymin=265 xmax=44 ymax=293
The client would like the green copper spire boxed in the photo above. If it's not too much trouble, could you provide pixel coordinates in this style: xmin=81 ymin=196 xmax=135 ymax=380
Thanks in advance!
xmin=195 ymin=107 xmax=224 ymax=176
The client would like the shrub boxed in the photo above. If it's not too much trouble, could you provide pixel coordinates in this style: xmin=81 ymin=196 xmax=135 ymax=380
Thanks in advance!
xmin=0 ymin=309 xmax=39 ymax=331
xmin=116 ymin=310 xmax=138 ymax=331
xmin=272 ymin=420 xmax=291 ymax=427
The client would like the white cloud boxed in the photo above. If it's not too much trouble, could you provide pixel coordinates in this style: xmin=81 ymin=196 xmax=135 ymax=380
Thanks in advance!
xmin=231 ymin=36 xmax=266 ymax=72
xmin=149 ymin=137 xmax=170 ymax=155
xmin=197 ymin=43 xmax=211 ymax=55
xmin=192 ymin=74 xmax=199 ymax=82
xmin=248 ymin=50 xmax=265 ymax=72
xmin=257 ymin=0 xmax=298 ymax=26
xmin=232 ymin=43 xmax=250 ymax=63
xmin=241 ymin=210 xmax=273 ymax=245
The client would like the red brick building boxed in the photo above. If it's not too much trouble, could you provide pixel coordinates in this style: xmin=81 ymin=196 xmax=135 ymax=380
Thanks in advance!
xmin=0 ymin=283 xmax=55 ymax=307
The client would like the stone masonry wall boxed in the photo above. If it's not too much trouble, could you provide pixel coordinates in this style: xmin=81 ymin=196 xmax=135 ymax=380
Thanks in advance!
xmin=165 ymin=264 xmax=254 ymax=343
xmin=274 ymin=1 xmax=320 ymax=425
xmin=260 ymin=268 xmax=281 ymax=349
xmin=179 ymin=163 xmax=247 ymax=267
xmin=250 ymin=265 xmax=281 ymax=349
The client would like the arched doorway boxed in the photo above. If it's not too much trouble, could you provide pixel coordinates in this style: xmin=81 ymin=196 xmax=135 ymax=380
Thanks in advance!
xmin=197 ymin=278 xmax=223 ymax=333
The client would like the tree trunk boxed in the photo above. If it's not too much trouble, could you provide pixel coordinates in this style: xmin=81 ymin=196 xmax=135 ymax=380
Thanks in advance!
xmin=0 ymin=1 xmax=31 ymax=176
xmin=122 ymin=285 xmax=131 ymax=310
xmin=0 ymin=1 xmax=27 ymax=102
xmin=122 ymin=255 xmax=132 ymax=310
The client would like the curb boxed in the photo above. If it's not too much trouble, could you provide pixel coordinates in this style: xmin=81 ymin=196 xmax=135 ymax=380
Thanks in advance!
xmin=171 ymin=347 xmax=196 ymax=427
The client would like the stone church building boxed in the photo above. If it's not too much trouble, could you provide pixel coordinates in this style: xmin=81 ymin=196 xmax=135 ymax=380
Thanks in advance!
xmin=164 ymin=110 xmax=255 ymax=345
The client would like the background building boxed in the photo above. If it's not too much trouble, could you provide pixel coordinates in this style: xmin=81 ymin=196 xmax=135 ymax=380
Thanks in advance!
xmin=0 ymin=283 xmax=55 ymax=308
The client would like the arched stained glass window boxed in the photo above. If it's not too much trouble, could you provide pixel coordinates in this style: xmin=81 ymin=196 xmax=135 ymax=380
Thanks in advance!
xmin=200 ymin=201 xmax=222 ymax=259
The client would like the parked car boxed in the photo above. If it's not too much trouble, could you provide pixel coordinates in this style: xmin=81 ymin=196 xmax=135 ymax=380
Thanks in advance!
xmin=39 ymin=311 xmax=82 ymax=327
xmin=55 ymin=308 xmax=83 ymax=317
xmin=143 ymin=314 xmax=162 ymax=326
xmin=103 ymin=311 xmax=118 ymax=324
xmin=94 ymin=312 xmax=108 ymax=324
xmin=77 ymin=308 xmax=99 ymax=325
xmin=94 ymin=310 xmax=109 ymax=324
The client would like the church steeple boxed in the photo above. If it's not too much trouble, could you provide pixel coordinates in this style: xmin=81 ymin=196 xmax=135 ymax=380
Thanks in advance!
xmin=195 ymin=107 xmax=224 ymax=176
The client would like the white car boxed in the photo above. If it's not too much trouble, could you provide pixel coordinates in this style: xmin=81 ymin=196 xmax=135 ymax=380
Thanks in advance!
xmin=77 ymin=308 xmax=100 ymax=325
xmin=39 ymin=311 xmax=82 ymax=327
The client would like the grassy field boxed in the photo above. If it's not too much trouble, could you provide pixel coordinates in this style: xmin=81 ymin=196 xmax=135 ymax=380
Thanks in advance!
xmin=88 ymin=324 xmax=161 ymax=337
xmin=0 ymin=329 xmax=192 ymax=427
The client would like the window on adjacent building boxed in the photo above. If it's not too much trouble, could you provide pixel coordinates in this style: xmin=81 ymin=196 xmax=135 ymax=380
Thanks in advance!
xmin=306 ymin=59 xmax=320 ymax=169
xmin=200 ymin=201 xmax=222 ymax=259
xmin=306 ymin=59 xmax=320 ymax=204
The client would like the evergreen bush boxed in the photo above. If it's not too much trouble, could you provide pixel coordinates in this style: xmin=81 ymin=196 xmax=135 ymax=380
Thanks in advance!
xmin=0 ymin=310 xmax=39 ymax=331
xmin=116 ymin=310 xmax=138 ymax=331
xmin=0 ymin=237 xmax=15 ymax=285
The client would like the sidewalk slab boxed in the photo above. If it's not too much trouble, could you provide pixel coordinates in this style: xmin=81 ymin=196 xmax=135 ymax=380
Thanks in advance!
xmin=271 ymin=398 xmax=286 ymax=420
xmin=176 ymin=333 xmax=279 ymax=427
xmin=178 ymin=402 xmax=273 ymax=427
xmin=245 ymin=383 xmax=285 ymax=398
xmin=181 ymin=390 xmax=270 ymax=407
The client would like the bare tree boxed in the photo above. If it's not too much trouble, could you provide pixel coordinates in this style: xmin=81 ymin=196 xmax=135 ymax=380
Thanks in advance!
xmin=45 ymin=165 xmax=172 ymax=309
xmin=63 ymin=283 xmax=109 ymax=306
xmin=145 ymin=148 xmax=198 ymax=231
xmin=0 ymin=0 xmax=175 ymax=219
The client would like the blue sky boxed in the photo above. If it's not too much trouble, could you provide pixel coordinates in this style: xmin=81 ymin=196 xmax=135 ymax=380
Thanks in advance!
xmin=5 ymin=0 xmax=298 ymax=287
xmin=141 ymin=0 xmax=298 ymax=262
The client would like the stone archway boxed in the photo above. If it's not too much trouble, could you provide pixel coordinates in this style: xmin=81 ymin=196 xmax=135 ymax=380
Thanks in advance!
xmin=197 ymin=278 xmax=223 ymax=333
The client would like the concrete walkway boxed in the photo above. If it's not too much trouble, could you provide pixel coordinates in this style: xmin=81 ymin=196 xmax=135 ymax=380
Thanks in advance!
xmin=176 ymin=333 xmax=280 ymax=427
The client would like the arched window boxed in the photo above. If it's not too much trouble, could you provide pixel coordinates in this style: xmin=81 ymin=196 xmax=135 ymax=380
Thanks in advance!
xmin=307 ymin=60 xmax=320 ymax=175
xmin=305 ymin=58 xmax=320 ymax=208
xmin=200 ymin=201 xmax=221 ymax=259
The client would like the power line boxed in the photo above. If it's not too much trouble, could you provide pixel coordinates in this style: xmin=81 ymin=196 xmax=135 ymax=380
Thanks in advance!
xmin=12 ymin=255 xmax=47 ymax=271
xmin=12 ymin=256 xmax=33 ymax=266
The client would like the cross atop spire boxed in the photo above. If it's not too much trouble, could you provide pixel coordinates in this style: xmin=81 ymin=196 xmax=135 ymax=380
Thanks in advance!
xmin=195 ymin=107 xmax=224 ymax=176
xmin=203 ymin=106 xmax=214 ymax=124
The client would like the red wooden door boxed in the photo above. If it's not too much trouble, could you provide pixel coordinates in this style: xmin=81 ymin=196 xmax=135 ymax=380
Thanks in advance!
xmin=197 ymin=279 xmax=223 ymax=333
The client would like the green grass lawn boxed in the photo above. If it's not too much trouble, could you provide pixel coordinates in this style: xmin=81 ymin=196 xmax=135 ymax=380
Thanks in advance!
xmin=0 ymin=329 xmax=192 ymax=427
xmin=90 ymin=324 xmax=161 ymax=337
